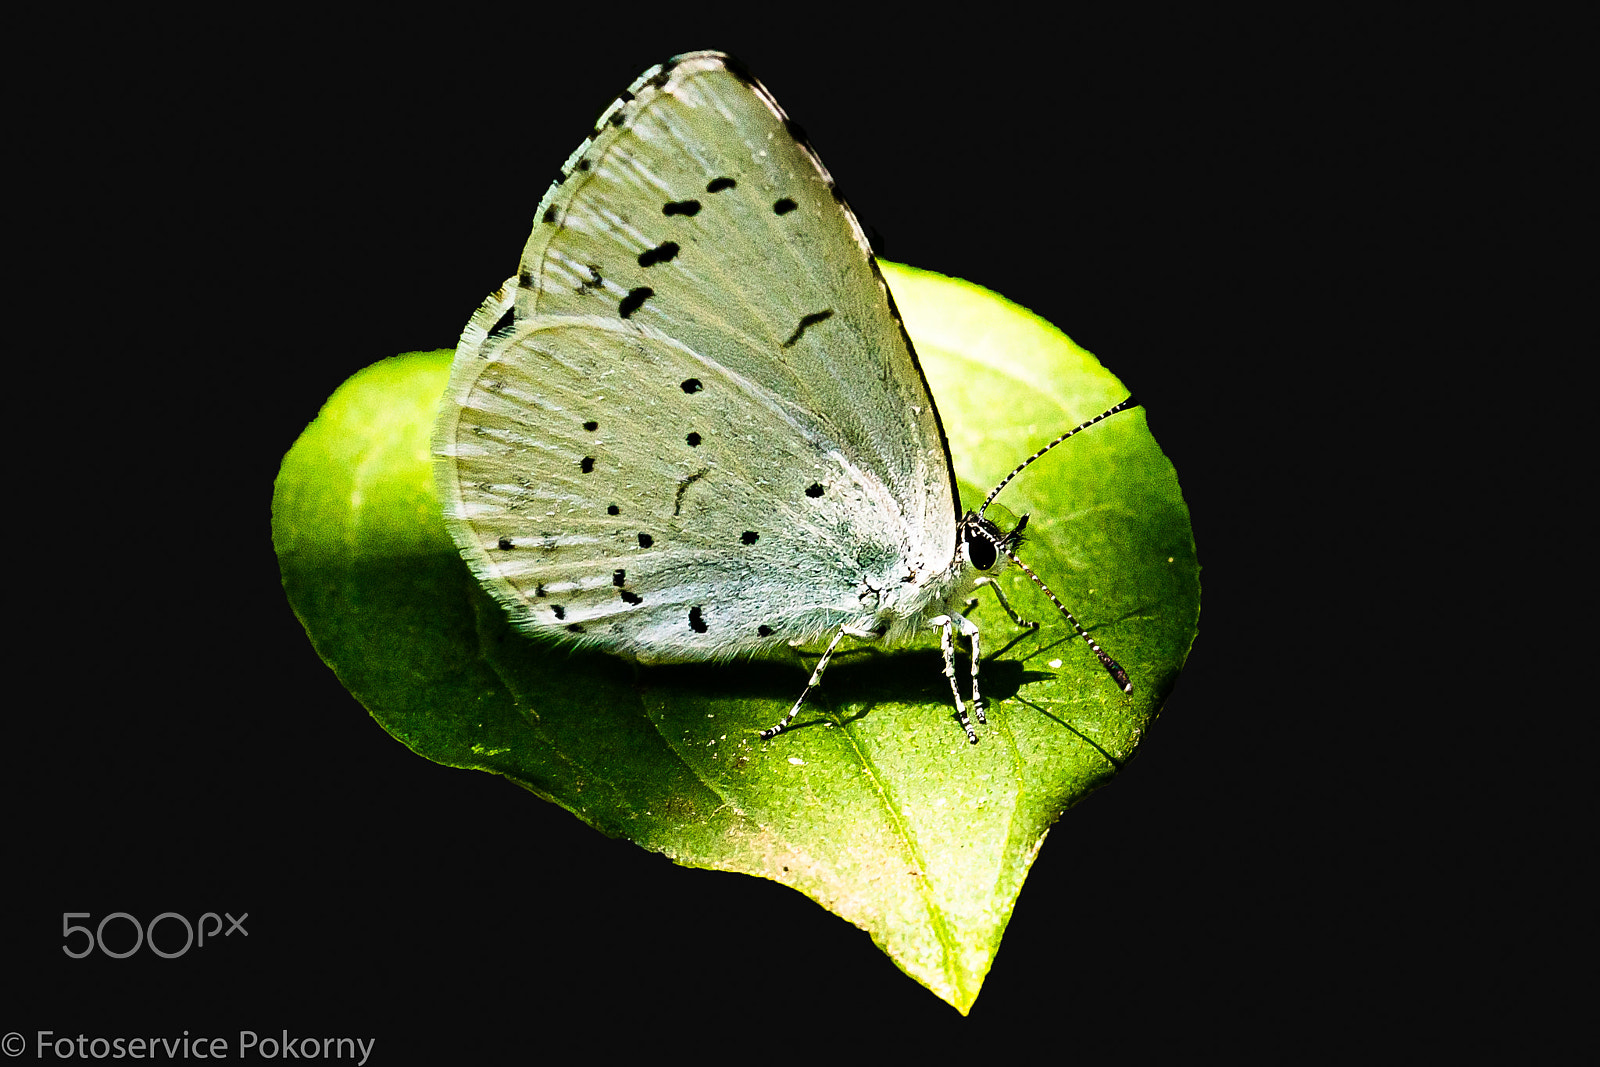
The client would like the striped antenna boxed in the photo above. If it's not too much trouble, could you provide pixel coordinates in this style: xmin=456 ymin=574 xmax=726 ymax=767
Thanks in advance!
xmin=1003 ymin=541 xmax=1131 ymax=692
xmin=979 ymin=396 xmax=1139 ymax=517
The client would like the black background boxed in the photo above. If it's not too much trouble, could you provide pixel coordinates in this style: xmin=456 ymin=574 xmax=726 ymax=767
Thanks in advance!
xmin=11 ymin=11 xmax=1570 ymax=1061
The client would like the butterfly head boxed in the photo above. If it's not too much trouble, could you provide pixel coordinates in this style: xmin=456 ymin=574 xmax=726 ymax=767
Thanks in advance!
xmin=958 ymin=511 xmax=1028 ymax=573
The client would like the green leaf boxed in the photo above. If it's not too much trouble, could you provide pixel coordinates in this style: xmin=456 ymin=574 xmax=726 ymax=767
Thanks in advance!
xmin=272 ymin=261 xmax=1199 ymax=1013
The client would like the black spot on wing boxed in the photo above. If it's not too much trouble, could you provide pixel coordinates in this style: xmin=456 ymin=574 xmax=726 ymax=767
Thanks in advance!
xmin=497 ymin=536 xmax=513 ymax=550
xmin=637 ymin=533 xmax=653 ymax=548
xmin=583 ymin=420 xmax=599 ymax=431
xmin=805 ymin=482 xmax=824 ymax=498
xmin=757 ymin=624 xmax=774 ymax=637
xmin=741 ymin=531 xmax=759 ymax=545
xmin=489 ymin=306 xmax=515 ymax=338
xmin=773 ymin=197 xmax=797 ymax=215
xmin=688 ymin=606 xmax=707 ymax=634
xmin=715 ymin=53 xmax=758 ymax=87
xmin=706 ymin=176 xmax=736 ymax=192
xmin=663 ymin=199 xmax=701 ymax=217
xmin=681 ymin=378 xmax=703 ymax=393
xmin=619 ymin=287 xmax=653 ymax=318
xmin=686 ymin=432 xmax=702 ymax=447
xmin=620 ymin=590 xmax=643 ymax=605
xmin=637 ymin=241 xmax=679 ymax=267
xmin=782 ymin=309 xmax=833 ymax=348
xmin=580 ymin=457 xmax=595 ymax=473
xmin=612 ymin=569 xmax=626 ymax=587
xmin=607 ymin=504 xmax=620 ymax=516
xmin=674 ymin=471 xmax=707 ymax=515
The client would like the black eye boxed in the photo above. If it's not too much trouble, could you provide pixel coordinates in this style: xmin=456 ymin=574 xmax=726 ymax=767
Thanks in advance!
xmin=966 ymin=533 xmax=997 ymax=570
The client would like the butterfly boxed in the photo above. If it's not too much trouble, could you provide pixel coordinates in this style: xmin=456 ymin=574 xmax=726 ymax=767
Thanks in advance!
xmin=433 ymin=51 xmax=1135 ymax=744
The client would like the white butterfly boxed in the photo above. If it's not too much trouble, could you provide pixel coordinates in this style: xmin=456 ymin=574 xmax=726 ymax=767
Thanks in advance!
xmin=433 ymin=51 xmax=1134 ymax=744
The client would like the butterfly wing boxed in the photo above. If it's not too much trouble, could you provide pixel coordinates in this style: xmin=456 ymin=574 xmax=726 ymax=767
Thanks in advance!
xmin=435 ymin=52 xmax=960 ymax=660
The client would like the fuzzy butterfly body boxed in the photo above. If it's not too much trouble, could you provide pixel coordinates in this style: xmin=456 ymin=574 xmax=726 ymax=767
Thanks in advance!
xmin=434 ymin=51 xmax=1134 ymax=743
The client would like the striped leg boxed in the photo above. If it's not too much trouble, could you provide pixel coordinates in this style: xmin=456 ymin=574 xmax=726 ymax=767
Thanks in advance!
xmin=760 ymin=628 xmax=848 ymax=739
xmin=933 ymin=614 xmax=984 ymax=743
xmin=981 ymin=578 xmax=1036 ymax=631
xmin=962 ymin=614 xmax=985 ymax=727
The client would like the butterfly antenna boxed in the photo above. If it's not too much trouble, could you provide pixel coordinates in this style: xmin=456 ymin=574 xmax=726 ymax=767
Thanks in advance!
xmin=979 ymin=396 xmax=1139 ymax=517
xmin=999 ymin=542 xmax=1133 ymax=694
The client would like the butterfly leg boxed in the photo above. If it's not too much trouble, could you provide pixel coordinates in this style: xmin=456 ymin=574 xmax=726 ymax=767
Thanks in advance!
xmin=963 ymin=579 xmax=1037 ymax=635
xmin=760 ymin=628 xmax=848 ymax=740
xmin=959 ymin=614 xmax=986 ymax=729
xmin=932 ymin=614 xmax=983 ymax=744
xmin=982 ymin=578 xmax=1037 ymax=631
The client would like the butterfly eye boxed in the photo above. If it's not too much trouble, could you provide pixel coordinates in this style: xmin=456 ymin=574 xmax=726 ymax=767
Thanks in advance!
xmin=964 ymin=529 xmax=999 ymax=571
